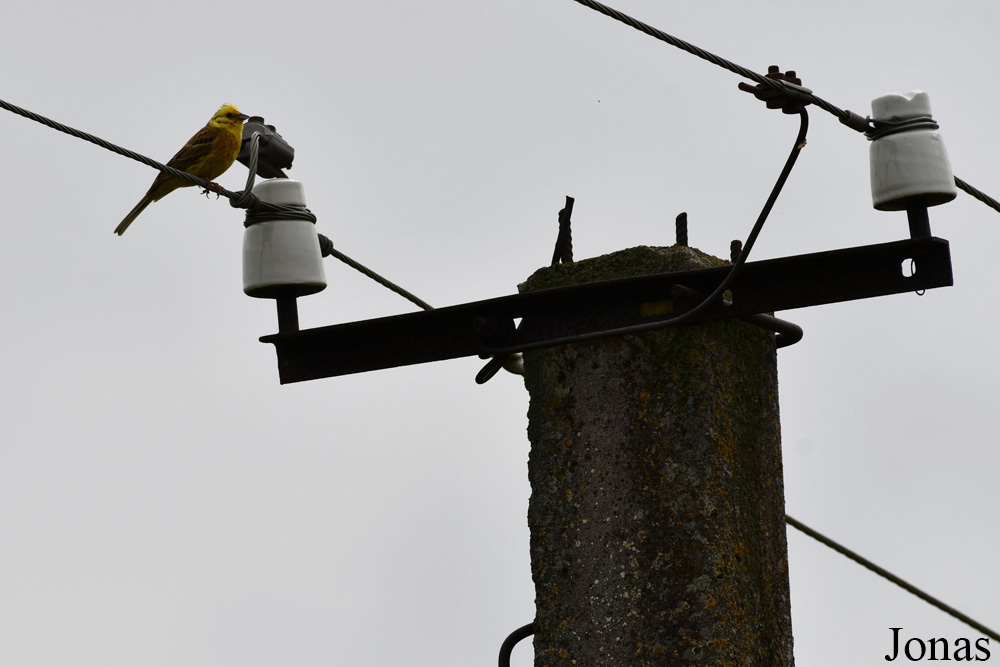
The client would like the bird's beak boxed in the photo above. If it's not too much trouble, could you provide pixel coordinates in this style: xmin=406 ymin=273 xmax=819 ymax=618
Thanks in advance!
xmin=237 ymin=113 xmax=250 ymax=122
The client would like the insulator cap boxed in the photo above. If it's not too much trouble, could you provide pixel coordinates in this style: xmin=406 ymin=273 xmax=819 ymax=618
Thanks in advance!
xmin=869 ymin=91 xmax=956 ymax=211
xmin=242 ymin=179 xmax=326 ymax=299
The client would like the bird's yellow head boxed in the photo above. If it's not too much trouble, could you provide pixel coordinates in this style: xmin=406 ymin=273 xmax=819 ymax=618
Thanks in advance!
xmin=209 ymin=103 xmax=249 ymax=130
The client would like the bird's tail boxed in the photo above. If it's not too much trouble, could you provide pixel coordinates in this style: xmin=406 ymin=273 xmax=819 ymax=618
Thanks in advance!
xmin=114 ymin=194 xmax=154 ymax=236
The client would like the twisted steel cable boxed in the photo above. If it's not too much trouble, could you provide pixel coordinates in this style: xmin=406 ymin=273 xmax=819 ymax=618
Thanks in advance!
xmin=0 ymin=97 xmax=304 ymax=220
xmin=954 ymin=176 xmax=1000 ymax=213
xmin=567 ymin=0 xmax=999 ymax=213
xmin=786 ymin=515 xmax=999 ymax=642
xmin=0 ymin=97 xmax=431 ymax=311
xmin=566 ymin=0 xmax=866 ymax=128
xmin=0 ymin=98 xmax=220 ymax=192
xmin=315 ymin=234 xmax=434 ymax=311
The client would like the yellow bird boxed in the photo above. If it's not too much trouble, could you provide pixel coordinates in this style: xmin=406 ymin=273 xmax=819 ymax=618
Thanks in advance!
xmin=114 ymin=103 xmax=249 ymax=235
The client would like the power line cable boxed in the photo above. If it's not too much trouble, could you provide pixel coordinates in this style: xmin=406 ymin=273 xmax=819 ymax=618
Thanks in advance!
xmin=3 ymin=0 xmax=998 ymax=315
xmin=0 ymin=97 xmax=317 ymax=225
xmin=565 ymin=0 xmax=868 ymax=129
xmin=786 ymin=514 xmax=999 ymax=642
xmin=955 ymin=176 xmax=1000 ymax=213
xmin=0 ymin=98 xmax=234 ymax=200
xmin=0 ymin=97 xmax=433 ymax=311
xmin=566 ymin=0 xmax=1000 ymax=215
xmin=315 ymin=234 xmax=434 ymax=311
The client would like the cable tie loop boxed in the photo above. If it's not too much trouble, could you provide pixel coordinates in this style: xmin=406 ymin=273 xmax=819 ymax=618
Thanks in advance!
xmin=230 ymin=189 xmax=260 ymax=211
xmin=317 ymin=233 xmax=335 ymax=257
xmin=866 ymin=116 xmax=940 ymax=141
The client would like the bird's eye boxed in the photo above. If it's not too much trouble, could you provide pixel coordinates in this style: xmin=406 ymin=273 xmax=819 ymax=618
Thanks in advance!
xmin=226 ymin=112 xmax=233 ymax=118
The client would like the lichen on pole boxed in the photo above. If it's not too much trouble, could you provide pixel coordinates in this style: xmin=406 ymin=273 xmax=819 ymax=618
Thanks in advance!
xmin=522 ymin=244 xmax=793 ymax=666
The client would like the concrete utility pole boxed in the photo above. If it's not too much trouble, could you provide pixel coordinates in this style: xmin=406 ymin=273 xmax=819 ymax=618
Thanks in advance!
xmin=522 ymin=244 xmax=793 ymax=666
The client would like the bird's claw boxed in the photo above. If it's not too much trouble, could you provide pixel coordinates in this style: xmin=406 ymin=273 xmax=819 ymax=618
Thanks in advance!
xmin=201 ymin=182 xmax=224 ymax=199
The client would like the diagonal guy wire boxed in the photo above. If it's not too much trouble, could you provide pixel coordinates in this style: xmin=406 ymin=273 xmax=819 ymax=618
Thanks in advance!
xmin=786 ymin=515 xmax=999 ymax=642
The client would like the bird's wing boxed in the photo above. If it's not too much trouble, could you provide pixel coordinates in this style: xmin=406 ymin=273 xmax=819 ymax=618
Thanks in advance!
xmin=143 ymin=124 xmax=224 ymax=201
xmin=164 ymin=124 xmax=223 ymax=174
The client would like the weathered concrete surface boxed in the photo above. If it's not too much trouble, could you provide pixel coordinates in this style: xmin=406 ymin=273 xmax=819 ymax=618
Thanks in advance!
xmin=522 ymin=245 xmax=792 ymax=666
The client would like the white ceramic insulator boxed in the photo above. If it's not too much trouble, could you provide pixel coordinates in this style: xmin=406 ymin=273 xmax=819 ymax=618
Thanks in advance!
xmin=242 ymin=179 xmax=327 ymax=298
xmin=869 ymin=91 xmax=956 ymax=211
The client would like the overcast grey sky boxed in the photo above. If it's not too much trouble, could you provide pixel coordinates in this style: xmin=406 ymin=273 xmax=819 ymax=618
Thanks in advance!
xmin=2 ymin=1 xmax=998 ymax=665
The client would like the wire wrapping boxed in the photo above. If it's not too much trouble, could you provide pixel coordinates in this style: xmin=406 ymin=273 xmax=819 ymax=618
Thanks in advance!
xmin=238 ymin=131 xmax=318 ymax=225
xmin=551 ymin=196 xmax=575 ymax=265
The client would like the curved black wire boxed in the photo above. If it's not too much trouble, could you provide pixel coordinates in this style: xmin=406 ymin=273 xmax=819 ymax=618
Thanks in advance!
xmin=479 ymin=108 xmax=809 ymax=358
xmin=786 ymin=515 xmax=999 ymax=642
xmin=661 ymin=108 xmax=809 ymax=328
xmin=499 ymin=622 xmax=535 ymax=667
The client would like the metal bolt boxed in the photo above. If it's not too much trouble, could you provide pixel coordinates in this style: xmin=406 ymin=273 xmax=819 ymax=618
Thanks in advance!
xmin=730 ymin=240 xmax=743 ymax=263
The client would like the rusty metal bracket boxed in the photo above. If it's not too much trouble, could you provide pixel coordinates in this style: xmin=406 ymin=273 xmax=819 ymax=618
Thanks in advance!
xmin=260 ymin=237 xmax=952 ymax=384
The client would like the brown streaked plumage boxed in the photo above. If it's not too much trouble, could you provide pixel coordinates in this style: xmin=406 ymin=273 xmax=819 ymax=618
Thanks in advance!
xmin=114 ymin=103 xmax=248 ymax=236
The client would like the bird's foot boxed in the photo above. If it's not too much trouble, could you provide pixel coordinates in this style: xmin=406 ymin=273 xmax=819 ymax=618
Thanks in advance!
xmin=201 ymin=182 xmax=224 ymax=199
